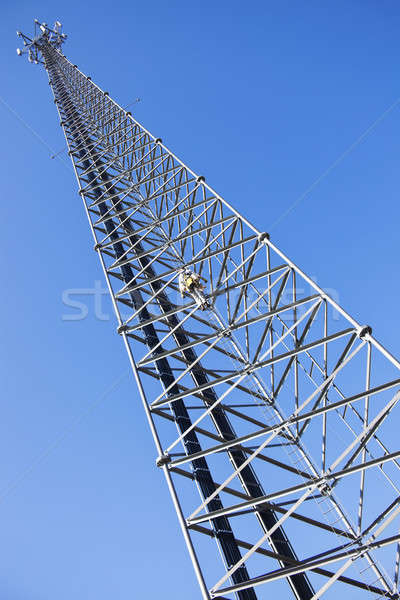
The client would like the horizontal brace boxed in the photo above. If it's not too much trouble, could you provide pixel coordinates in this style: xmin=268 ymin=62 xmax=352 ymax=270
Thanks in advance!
xmin=128 ymin=150 xmax=171 ymax=172
xmin=145 ymin=176 xmax=197 ymax=202
xmin=106 ymin=193 xmax=208 ymax=268
xmin=87 ymin=183 xmax=138 ymax=208
xmin=79 ymin=133 xmax=138 ymax=175
xmin=123 ymin=264 xmax=288 ymax=332
xmin=188 ymin=523 xmax=384 ymax=596
xmin=170 ymin=375 xmax=400 ymax=468
xmin=174 ymin=467 xmax=354 ymax=541
xmin=85 ymin=158 xmax=177 ymax=204
xmin=138 ymin=293 xmax=319 ymax=366
xmin=81 ymin=164 xmax=134 ymax=194
xmin=109 ymin=213 xmax=219 ymax=270
xmin=94 ymin=201 xmax=142 ymax=225
xmin=134 ymin=162 xmax=182 ymax=188
xmin=215 ymin=532 xmax=400 ymax=596
xmin=115 ymin=234 xmax=258 ymax=296
xmin=147 ymin=194 xmax=211 ymax=229
xmin=117 ymin=214 xmax=236 ymax=266
xmin=192 ymin=448 xmax=400 ymax=526
xmin=153 ymin=327 xmax=353 ymax=409
xmin=127 ymin=300 xmax=197 ymax=331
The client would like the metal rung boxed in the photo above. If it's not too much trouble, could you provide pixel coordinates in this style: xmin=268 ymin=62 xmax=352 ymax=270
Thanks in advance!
xmin=287 ymin=449 xmax=298 ymax=456
xmin=359 ymin=563 xmax=375 ymax=574
xmin=367 ymin=574 xmax=384 ymax=584
xmin=322 ymin=506 xmax=337 ymax=515
xmin=291 ymin=456 xmax=306 ymax=466
xmin=328 ymin=517 xmax=344 ymax=526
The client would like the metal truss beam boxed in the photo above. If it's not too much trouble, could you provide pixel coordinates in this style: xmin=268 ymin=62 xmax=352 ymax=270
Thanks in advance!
xmin=20 ymin=22 xmax=400 ymax=600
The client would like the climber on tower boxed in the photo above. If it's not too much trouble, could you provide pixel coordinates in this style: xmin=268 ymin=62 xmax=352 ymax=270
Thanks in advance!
xmin=178 ymin=267 xmax=210 ymax=311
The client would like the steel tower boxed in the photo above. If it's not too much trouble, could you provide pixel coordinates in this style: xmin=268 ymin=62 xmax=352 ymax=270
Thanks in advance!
xmin=18 ymin=21 xmax=400 ymax=600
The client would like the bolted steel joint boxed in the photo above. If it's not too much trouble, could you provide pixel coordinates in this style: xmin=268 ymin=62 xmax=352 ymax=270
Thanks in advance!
xmin=244 ymin=362 xmax=254 ymax=375
xmin=154 ymin=137 xmax=162 ymax=144
xmin=93 ymin=242 xmax=102 ymax=251
xmin=117 ymin=324 xmax=129 ymax=335
xmin=220 ymin=327 xmax=232 ymax=338
xmin=258 ymin=231 xmax=270 ymax=244
xmin=156 ymin=454 xmax=171 ymax=468
xmin=317 ymin=478 xmax=333 ymax=497
xmin=357 ymin=325 xmax=372 ymax=339
xmin=196 ymin=175 xmax=205 ymax=183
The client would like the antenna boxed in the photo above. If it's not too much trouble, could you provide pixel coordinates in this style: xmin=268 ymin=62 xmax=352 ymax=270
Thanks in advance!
xmin=16 ymin=20 xmax=66 ymax=65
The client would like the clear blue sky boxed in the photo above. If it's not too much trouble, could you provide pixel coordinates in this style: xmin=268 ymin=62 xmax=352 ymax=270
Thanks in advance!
xmin=1 ymin=1 xmax=400 ymax=598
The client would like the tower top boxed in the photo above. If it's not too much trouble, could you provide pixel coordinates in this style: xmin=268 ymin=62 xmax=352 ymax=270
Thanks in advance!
xmin=16 ymin=20 xmax=66 ymax=64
